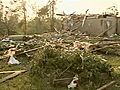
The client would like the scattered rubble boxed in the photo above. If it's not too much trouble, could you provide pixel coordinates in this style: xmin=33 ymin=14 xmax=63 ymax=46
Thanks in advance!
xmin=1 ymin=33 xmax=120 ymax=60
xmin=1 ymin=32 xmax=120 ymax=89
xmin=1 ymin=32 xmax=120 ymax=60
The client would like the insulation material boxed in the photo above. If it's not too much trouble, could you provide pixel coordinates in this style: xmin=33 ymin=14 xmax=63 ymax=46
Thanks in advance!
xmin=4 ymin=47 xmax=20 ymax=65
xmin=8 ymin=56 xmax=20 ymax=65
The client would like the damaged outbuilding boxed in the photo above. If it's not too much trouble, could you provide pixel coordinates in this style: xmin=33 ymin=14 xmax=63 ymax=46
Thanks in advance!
xmin=60 ymin=14 xmax=120 ymax=37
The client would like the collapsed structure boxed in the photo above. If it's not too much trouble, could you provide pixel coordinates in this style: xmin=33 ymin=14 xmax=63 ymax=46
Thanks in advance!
xmin=58 ymin=13 xmax=120 ymax=36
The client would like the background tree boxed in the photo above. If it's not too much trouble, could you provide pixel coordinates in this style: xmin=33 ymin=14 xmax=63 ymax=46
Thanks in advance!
xmin=0 ymin=0 xmax=62 ymax=36
xmin=0 ymin=1 xmax=5 ymax=36
xmin=1 ymin=0 xmax=27 ymax=35
xmin=26 ymin=1 xmax=61 ymax=35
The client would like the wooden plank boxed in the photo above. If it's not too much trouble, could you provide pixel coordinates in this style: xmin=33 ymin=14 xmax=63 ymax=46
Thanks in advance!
xmin=97 ymin=81 xmax=116 ymax=90
xmin=82 ymin=9 xmax=89 ymax=27
xmin=15 ymin=46 xmax=43 ymax=56
xmin=53 ymin=78 xmax=72 ymax=82
xmin=53 ymin=78 xmax=72 ymax=85
xmin=0 ymin=70 xmax=26 ymax=83
xmin=0 ymin=70 xmax=25 ymax=74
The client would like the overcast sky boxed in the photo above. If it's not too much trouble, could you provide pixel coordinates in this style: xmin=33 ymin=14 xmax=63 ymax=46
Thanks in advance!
xmin=2 ymin=0 xmax=120 ymax=18
xmin=27 ymin=0 xmax=120 ymax=13
xmin=56 ymin=0 xmax=119 ymax=14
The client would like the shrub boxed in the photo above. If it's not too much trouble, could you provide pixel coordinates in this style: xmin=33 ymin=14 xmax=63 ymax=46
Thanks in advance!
xmin=30 ymin=46 xmax=114 ymax=89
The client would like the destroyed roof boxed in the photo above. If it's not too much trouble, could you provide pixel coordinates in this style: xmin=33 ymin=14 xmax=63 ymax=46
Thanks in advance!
xmin=56 ymin=13 xmax=117 ymax=19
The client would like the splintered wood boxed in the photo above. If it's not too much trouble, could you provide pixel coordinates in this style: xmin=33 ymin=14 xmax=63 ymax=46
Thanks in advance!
xmin=73 ymin=41 xmax=96 ymax=51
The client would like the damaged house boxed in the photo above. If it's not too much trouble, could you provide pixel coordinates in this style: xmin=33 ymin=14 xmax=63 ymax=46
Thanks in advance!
xmin=60 ymin=14 xmax=120 ymax=36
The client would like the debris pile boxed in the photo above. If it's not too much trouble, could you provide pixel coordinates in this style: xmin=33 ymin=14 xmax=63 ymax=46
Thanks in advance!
xmin=1 ymin=33 xmax=120 ymax=59
xmin=1 ymin=33 xmax=120 ymax=89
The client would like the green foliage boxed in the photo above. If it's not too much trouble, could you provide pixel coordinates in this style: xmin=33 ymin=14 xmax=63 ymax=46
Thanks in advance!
xmin=26 ymin=4 xmax=61 ymax=34
xmin=30 ymin=46 xmax=114 ymax=89
xmin=0 ymin=1 xmax=62 ymax=35
xmin=27 ymin=17 xmax=51 ymax=34
xmin=37 ymin=6 xmax=49 ymax=18
xmin=27 ymin=17 xmax=61 ymax=34
xmin=0 ymin=0 xmax=22 ymax=36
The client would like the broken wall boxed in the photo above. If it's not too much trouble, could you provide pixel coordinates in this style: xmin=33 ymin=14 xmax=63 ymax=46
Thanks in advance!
xmin=62 ymin=15 xmax=117 ymax=36
xmin=80 ymin=16 xmax=117 ymax=36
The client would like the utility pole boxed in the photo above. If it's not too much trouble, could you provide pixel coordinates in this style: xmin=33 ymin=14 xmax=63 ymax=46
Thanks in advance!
xmin=51 ymin=0 xmax=55 ymax=31
xmin=22 ymin=0 xmax=27 ymax=35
